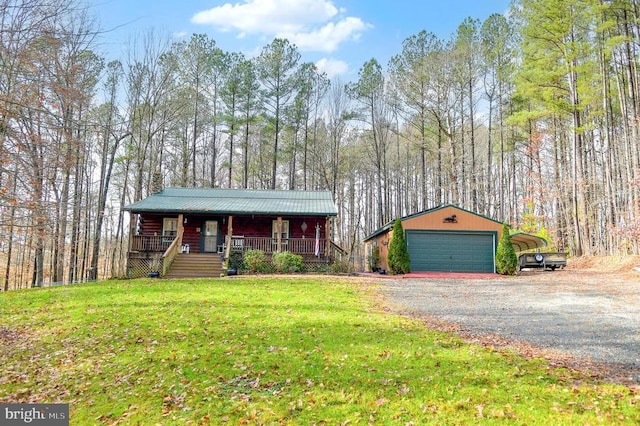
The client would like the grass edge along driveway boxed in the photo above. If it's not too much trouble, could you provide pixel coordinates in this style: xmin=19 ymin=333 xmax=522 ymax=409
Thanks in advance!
xmin=1 ymin=276 xmax=638 ymax=424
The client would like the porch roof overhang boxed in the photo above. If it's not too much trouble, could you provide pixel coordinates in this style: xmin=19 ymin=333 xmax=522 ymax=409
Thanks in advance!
xmin=509 ymin=232 xmax=547 ymax=252
xmin=123 ymin=188 xmax=338 ymax=217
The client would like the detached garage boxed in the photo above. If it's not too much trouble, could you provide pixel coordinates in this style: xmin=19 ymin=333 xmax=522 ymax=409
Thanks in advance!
xmin=363 ymin=204 xmax=545 ymax=273
xmin=405 ymin=231 xmax=495 ymax=272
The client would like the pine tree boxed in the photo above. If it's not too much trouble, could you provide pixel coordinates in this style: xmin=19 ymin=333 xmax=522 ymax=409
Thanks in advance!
xmin=255 ymin=38 xmax=301 ymax=189
xmin=388 ymin=219 xmax=411 ymax=274
xmin=496 ymin=223 xmax=518 ymax=275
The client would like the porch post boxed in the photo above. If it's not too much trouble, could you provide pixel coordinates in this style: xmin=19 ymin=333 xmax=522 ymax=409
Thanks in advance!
xmin=128 ymin=213 xmax=136 ymax=252
xmin=276 ymin=216 xmax=283 ymax=252
xmin=177 ymin=213 xmax=184 ymax=247
xmin=224 ymin=215 xmax=233 ymax=260
xmin=325 ymin=216 xmax=331 ymax=256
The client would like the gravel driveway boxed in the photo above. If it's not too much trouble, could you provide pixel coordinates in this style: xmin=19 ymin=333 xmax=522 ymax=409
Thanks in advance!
xmin=378 ymin=270 xmax=640 ymax=384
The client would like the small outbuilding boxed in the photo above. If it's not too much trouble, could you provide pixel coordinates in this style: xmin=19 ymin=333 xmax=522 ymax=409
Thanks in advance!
xmin=363 ymin=204 xmax=546 ymax=273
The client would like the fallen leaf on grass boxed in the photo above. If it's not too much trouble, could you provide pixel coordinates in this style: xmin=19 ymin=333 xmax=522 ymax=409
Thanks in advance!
xmin=162 ymin=392 xmax=186 ymax=416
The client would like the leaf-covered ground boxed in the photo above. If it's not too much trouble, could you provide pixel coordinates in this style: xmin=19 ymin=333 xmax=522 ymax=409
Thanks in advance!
xmin=1 ymin=276 xmax=638 ymax=424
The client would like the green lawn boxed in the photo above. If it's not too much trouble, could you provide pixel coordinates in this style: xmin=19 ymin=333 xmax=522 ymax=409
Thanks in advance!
xmin=1 ymin=277 xmax=638 ymax=424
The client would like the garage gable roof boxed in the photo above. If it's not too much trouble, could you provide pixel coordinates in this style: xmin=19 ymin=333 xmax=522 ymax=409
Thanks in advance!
xmin=363 ymin=204 xmax=547 ymax=251
xmin=123 ymin=188 xmax=338 ymax=216
xmin=364 ymin=204 xmax=501 ymax=242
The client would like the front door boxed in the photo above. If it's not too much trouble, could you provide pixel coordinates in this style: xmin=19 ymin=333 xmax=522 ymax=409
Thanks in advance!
xmin=203 ymin=221 xmax=218 ymax=253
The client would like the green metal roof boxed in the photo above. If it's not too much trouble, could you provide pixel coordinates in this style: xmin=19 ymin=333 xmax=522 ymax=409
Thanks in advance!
xmin=123 ymin=188 xmax=338 ymax=216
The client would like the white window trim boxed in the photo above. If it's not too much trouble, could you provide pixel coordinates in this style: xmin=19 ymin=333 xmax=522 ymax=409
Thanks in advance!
xmin=272 ymin=220 xmax=290 ymax=240
xmin=163 ymin=217 xmax=178 ymax=241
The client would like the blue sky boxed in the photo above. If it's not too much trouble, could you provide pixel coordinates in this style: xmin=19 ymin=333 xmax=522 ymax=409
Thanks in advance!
xmin=91 ymin=0 xmax=511 ymax=79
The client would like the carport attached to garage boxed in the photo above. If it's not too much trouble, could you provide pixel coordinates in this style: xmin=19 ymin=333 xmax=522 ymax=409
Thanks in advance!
xmin=406 ymin=230 xmax=496 ymax=273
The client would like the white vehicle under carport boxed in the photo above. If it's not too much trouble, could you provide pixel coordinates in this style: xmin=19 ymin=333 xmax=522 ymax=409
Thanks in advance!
xmin=518 ymin=252 xmax=567 ymax=271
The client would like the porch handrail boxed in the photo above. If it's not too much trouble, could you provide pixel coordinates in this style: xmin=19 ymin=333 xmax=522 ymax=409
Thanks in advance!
xmin=329 ymin=241 xmax=348 ymax=261
xmin=161 ymin=229 xmax=183 ymax=276
xmin=330 ymin=240 xmax=347 ymax=255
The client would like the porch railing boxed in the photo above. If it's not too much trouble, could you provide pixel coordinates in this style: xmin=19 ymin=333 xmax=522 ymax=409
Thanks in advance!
xmin=228 ymin=236 xmax=328 ymax=256
xmin=129 ymin=233 xmax=183 ymax=277
xmin=130 ymin=234 xmax=341 ymax=259
xmin=130 ymin=235 xmax=173 ymax=252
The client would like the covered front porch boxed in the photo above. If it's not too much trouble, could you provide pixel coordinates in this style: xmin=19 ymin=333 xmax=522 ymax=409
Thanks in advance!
xmin=126 ymin=212 xmax=341 ymax=278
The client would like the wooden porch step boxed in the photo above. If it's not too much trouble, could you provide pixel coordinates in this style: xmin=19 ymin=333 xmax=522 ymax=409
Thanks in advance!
xmin=164 ymin=253 xmax=224 ymax=278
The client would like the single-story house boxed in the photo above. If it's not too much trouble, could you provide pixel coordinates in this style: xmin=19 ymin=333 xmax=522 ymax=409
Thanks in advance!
xmin=363 ymin=204 xmax=546 ymax=273
xmin=122 ymin=188 xmax=341 ymax=278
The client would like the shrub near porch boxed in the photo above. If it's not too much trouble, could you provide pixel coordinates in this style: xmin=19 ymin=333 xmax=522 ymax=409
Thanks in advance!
xmin=0 ymin=277 xmax=637 ymax=424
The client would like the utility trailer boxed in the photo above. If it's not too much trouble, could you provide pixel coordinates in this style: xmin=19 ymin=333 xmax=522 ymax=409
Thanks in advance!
xmin=518 ymin=252 xmax=567 ymax=271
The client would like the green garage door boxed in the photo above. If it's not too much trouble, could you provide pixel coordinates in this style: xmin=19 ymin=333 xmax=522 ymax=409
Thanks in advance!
xmin=406 ymin=231 xmax=495 ymax=273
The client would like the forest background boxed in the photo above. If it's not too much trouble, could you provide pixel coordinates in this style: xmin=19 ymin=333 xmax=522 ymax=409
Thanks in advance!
xmin=1 ymin=0 xmax=639 ymax=289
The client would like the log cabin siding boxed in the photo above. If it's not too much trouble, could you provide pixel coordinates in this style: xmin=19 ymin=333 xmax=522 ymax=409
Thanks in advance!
xmin=138 ymin=215 xmax=163 ymax=236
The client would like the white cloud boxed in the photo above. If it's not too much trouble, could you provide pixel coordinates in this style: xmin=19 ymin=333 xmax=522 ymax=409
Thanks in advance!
xmin=191 ymin=0 xmax=370 ymax=52
xmin=173 ymin=31 xmax=188 ymax=39
xmin=315 ymin=58 xmax=348 ymax=78
xmin=279 ymin=17 xmax=370 ymax=52
xmin=192 ymin=0 xmax=337 ymax=33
